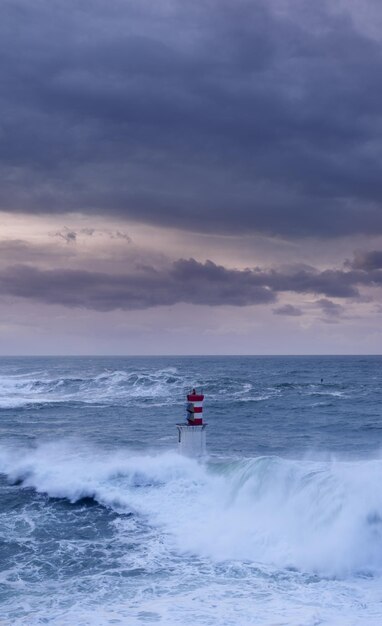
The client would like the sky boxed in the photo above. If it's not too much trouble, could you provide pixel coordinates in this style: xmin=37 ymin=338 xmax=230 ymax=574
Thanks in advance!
xmin=1 ymin=0 xmax=382 ymax=354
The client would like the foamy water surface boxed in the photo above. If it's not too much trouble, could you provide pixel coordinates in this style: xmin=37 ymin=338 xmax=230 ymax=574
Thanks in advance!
xmin=0 ymin=356 xmax=382 ymax=625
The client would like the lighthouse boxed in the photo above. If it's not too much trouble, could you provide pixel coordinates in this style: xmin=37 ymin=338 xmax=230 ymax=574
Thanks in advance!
xmin=176 ymin=390 xmax=207 ymax=457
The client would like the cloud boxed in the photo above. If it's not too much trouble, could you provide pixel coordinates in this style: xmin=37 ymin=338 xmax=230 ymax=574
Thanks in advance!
xmin=315 ymin=298 xmax=345 ymax=317
xmin=53 ymin=227 xmax=77 ymax=243
xmin=0 ymin=238 xmax=76 ymax=263
xmin=1 ymin=0 xmax=382 ymax=237
xmin=0 ymin=239 xmax=34 ymax=255
xmin=347 ymin=249 xmax=382 ymax=270
xmin=0 ymin=255 xmax=380 ymax=312
xmin=264 ymin=267 xmax=360 ymax=298
xmin=110 ymin=230 xmax=132 ymax=242
xmin=0 ymin=260 xmax=275 ymax=311
xmin=273 ymin=304 xmax=303 ymax=316
xmin=50 ymin=227 xmax=132 ymax=244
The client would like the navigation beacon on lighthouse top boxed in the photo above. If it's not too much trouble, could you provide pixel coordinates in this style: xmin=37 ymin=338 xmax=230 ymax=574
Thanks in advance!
xmin=177 ymin=388 xmax=207 ymax=457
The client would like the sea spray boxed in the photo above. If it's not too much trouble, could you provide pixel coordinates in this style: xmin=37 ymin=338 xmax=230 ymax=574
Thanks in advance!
xmin=1 ymin=441 xmax=382 ymax=577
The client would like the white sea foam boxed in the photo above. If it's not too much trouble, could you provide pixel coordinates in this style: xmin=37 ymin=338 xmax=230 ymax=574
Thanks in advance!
xmin=0 ymin=366 xmax=185 ymax=408
xmin=1 ymin=441 xmax=382 ymax=579
xmin=0 ymin=365 xmax=296 ymax=409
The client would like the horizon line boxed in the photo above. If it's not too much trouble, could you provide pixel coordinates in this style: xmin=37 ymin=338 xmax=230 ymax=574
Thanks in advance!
xmin=0 ymin=354 xmax=381 ymax=358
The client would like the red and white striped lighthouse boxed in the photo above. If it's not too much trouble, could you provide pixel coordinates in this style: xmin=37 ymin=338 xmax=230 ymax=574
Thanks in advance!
xmin=177 ymin=389 xmax=207 ymax=457
xmin=186 ymin=391 xmax=204 ymax=425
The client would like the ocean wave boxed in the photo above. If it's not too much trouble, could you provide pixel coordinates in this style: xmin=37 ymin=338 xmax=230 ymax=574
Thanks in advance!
xmin=0 ymin=441 xmax=381 ymax=578
xmin=0 ymin=368 xmax=278 ymax=408
xmin=0 ymin=363 xmax=357 ymax=410
xmin=0 ymin=367 xmax=186 ymax=408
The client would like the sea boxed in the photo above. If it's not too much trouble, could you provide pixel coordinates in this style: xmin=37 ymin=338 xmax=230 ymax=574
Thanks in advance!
xmin=0 ymin=355 xmax=382 ymax=626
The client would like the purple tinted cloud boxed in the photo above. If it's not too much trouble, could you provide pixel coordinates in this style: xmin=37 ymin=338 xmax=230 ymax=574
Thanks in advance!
xmin=273 ymin=304 xmax=303 ymax=317
xmin=0 ymin=255 xmax=380 ymax=311
xmin=0 ymin=1 xmax=382 ymax=237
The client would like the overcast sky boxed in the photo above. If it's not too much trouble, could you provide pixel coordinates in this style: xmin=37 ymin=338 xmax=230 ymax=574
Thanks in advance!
xmin=1 ymin=0 xmax=382 ymax=354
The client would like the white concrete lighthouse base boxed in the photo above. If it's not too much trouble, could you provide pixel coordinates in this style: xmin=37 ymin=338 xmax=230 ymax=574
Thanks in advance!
xmin=176 ymin=424 xmax=207 ymax=458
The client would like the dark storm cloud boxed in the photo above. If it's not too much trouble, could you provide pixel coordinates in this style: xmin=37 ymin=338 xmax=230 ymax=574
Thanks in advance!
xmin=0 ymin=260 xmax=275 ymax=311
xmin=315 ymin=298 xmax=344 ymax=317
xmin=264 ymin=267 xmax=360 ymax=298
xmin=0 ymin=255 xmax=380 ymax=311
xmin=1 ymin=0 xmax=382 ymax=237
xmin=348 ymin=250 xmax=382 ymax=270
xmin=273 ymin=304 xmax=303 ymax=316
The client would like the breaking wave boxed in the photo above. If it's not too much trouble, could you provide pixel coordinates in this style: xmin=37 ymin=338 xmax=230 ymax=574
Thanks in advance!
xmin=1 ymin=441 xmax=381 ymax=578
xmin=0 ymin=365 xmax=350 ymax=409
xmin=0 ymin=367 xmax=185 ymax=408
